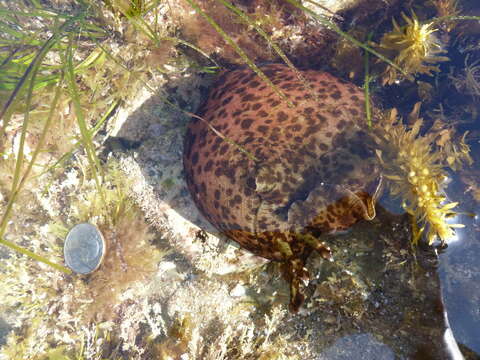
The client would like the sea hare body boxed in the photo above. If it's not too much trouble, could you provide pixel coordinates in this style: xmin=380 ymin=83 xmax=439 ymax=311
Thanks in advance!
xmin=183 ymin=64 xmax=382 ymax=311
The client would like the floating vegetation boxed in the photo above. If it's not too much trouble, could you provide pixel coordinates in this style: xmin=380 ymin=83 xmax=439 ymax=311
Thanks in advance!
xmin=376 ymin=12 xmax=449 ymax=85
xmin=373 ymin=104 xmax=472 ymax=245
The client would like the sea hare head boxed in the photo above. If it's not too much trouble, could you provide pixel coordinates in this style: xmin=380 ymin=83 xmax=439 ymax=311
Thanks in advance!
xmin=183 ymin=64 xmax=382 ymax=311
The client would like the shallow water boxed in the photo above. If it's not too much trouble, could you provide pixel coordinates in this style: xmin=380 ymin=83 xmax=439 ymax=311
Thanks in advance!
xmin=376 ymin=20 xmax=480 ymax=354
xmin=438 ymin=167 xmax=480 ymax=354
xmin=182 ymin=57 xmax=480 ymax=356
xmin=1 ymin=0 xmax=480 ymax=358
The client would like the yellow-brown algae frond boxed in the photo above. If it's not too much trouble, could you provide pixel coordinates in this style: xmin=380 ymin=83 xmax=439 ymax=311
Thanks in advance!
xmin=429 ymin=0 xmax=460 ymax=31
xmin=373 ymin=106 xmax=469 ymax=245
xmin=433 ymin=127 xmax=473 ymax=171
xmin=377 ymin=12 xmax=449 ymax=85
xmin=429 ymin=0 xmax=460 ymax=16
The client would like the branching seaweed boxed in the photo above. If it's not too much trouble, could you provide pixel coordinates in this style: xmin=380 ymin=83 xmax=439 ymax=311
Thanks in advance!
xmin=373 ymin=105 xmax=471 ymax=245
xmin=450 ymin=54 xmax=480 ymax=97
xmin=376 ymin=12 xmax=449 ymax=85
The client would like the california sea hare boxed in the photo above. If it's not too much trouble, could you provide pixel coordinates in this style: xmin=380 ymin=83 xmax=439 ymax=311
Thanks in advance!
xmin=183 ymin=64 xmax=383 ymax=311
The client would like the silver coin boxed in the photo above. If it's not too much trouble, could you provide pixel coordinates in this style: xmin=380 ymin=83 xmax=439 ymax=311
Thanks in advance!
xmin=64 ymin=223 xmax=105 ymax=274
